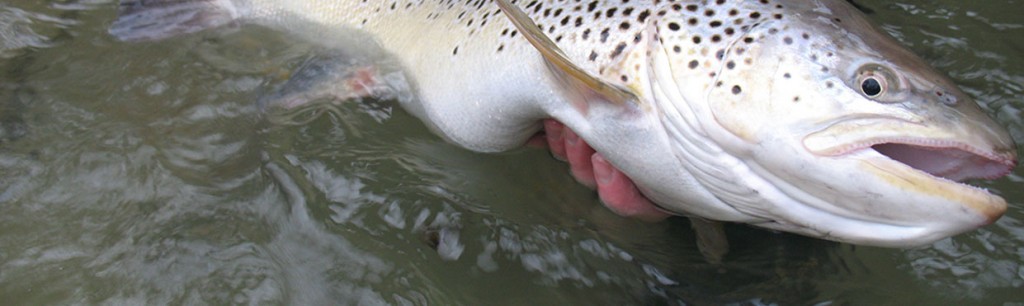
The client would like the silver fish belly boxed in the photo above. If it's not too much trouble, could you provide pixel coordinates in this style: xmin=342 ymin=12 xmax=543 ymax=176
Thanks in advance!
xmin=110 ymin=0 xmax=1017 ymax=247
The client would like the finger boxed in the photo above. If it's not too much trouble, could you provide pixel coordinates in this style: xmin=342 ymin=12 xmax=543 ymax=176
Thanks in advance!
xmin=592 ymin=153 xmax=671 ymax=222
xmin=565 ymin=128 xmax=596 ymax=188
xmin=544 ymin=119 xmax=567 ymax=160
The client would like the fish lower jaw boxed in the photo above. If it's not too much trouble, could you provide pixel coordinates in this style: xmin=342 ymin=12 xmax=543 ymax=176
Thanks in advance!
xmin=854 ymin=147 xmax=1008 ymax=224
xmin=754 ymin=218 xmax=948 ymax=248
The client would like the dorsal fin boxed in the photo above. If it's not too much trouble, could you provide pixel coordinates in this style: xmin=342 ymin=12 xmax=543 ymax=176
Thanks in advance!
xmin=494 ymin=0 xmax=640 ymax=108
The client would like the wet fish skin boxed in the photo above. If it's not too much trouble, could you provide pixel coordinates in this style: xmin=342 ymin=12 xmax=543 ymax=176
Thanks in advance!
xmin=109 ymin=0 xmax=1017 ymax=247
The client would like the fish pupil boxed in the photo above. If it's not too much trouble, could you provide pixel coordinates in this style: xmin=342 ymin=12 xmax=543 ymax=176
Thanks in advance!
xmin=861 ymin=78 xmax=882 ymax=97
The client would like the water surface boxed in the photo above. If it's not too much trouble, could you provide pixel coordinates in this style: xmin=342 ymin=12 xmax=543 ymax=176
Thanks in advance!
xmin=0 ymin=1 xmax=1022 ymax=304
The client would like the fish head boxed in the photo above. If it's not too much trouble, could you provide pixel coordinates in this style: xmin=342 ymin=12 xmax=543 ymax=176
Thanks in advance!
xmin=650 ymin=0 xmax=1017 ymax=246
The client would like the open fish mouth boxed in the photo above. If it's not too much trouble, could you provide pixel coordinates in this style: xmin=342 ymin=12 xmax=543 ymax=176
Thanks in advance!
xmin=864 ymin=140 xmax=1016 ymax=183
xmin=802 ymin=120 xmax=1017 ymax=222
xmin=802 ymin=117 xmax=1017 ymax=188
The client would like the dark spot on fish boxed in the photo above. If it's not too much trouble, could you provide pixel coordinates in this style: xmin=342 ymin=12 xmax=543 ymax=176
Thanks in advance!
xmin=732 ymin=85 xmax=742 ymax=94
xmin=638 ymin=10 xmax=651 ymax=23
xmin=688 ymin=60 xmax=699 ymax=69
xmin=610 ymin=42 xmax=627 ymax=58
xmin=692 ymin=36 xmax=702 ymax=44
xmin=668 ymin=22 xmax=680 ymax=31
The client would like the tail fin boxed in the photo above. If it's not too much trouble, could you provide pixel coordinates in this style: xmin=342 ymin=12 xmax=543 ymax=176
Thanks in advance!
xmin=108 ymin=0 xmax=240 ymax=41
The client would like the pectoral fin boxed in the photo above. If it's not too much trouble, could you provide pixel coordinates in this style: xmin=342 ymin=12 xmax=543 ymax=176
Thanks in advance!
xmin=690 ymin=217 xmax=730 ymax=264
xmin=494 ymin=0 xmax=640 ymax=108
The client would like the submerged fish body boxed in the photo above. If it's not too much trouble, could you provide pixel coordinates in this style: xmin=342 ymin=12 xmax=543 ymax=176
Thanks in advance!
xmin=110 ymin=0 xmax=1017 ymax=247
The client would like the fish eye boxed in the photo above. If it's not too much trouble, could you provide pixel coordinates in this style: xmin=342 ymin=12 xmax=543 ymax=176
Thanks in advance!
xmin=854 ymin=64 xmax=899 ymax=101
xmin=861 ymin=77 xmax=883 ymax=97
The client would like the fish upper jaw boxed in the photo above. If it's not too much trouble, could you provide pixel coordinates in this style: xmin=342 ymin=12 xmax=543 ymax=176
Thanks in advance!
xmin=803 ymin=116 xmax=1017 ymax=179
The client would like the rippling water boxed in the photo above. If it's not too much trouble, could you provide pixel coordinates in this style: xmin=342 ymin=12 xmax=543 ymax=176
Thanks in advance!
xmin=1 ymin=1 xmax=1022 ymax=304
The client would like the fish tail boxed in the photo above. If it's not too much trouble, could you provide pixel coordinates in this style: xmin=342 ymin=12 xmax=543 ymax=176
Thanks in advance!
xmin=108 ymin=0 xmax=241 ymax=41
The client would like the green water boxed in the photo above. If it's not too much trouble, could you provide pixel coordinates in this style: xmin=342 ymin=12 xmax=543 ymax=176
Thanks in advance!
xmin=1 ymin=1 xmax=1022 ymax=304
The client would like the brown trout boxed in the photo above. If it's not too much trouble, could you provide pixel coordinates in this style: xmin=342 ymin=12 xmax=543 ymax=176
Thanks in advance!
xmin=109 ymin=0 xmax=1017 ymax=247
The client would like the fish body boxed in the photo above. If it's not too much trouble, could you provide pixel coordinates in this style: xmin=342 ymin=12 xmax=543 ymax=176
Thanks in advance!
xmin=111 ymin=0 xmax=1017 ymax=247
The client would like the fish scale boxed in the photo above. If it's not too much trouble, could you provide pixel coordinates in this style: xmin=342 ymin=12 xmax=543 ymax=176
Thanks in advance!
xmin=111 ymin=0 xmax=1017 ymax=247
